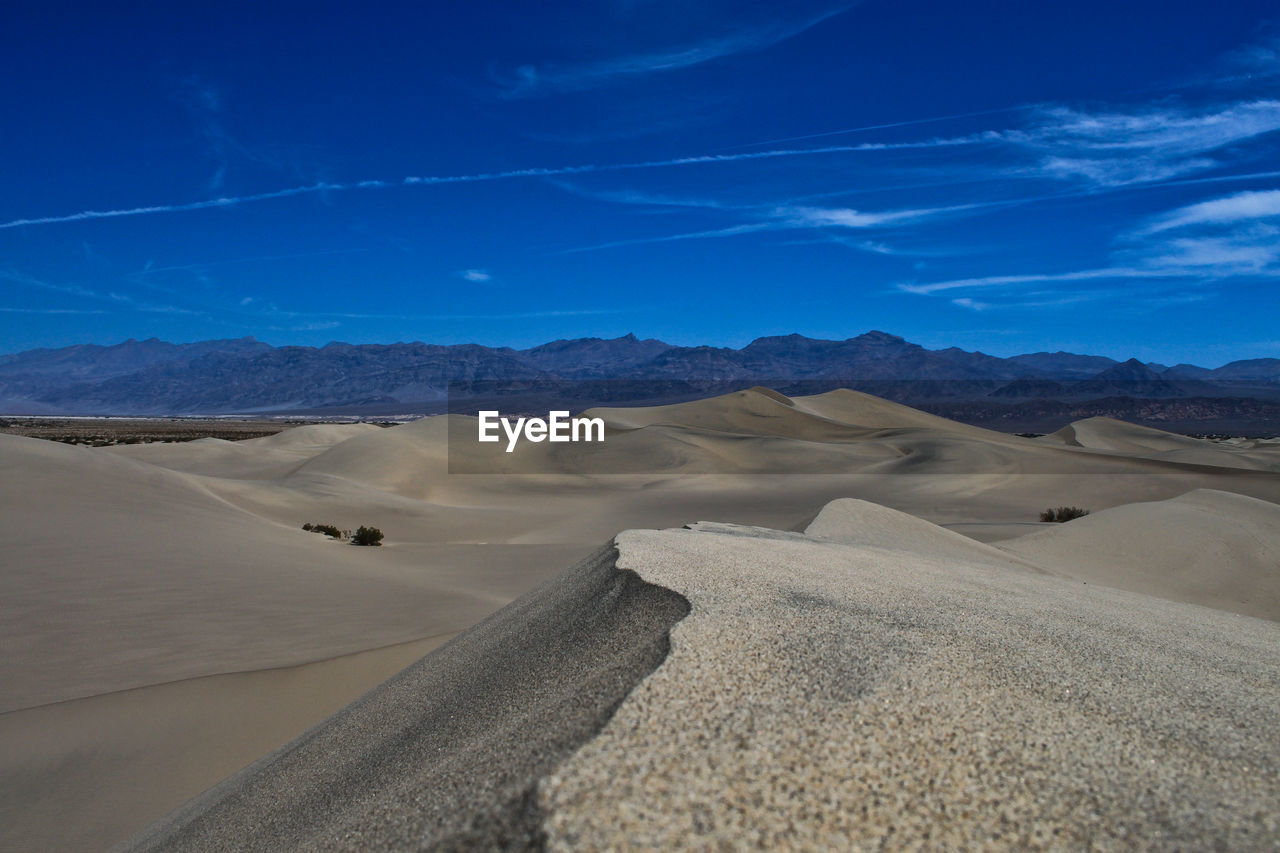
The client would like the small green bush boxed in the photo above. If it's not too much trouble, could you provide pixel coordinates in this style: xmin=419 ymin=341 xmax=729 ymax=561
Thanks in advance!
xmin=352 ymin=525 xmax=384 ymax=547
xmin=1040 ymin=506 xmax=1090 ymax=523
xmin=302 ymin=522 xmax=344 ymax=538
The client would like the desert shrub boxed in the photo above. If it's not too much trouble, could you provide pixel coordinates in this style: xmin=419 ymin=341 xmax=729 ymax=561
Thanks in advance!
xmin=1039 ymin=506 xmax=1090 ymax=523
xmin=352 ymin=525 xmax=384 ymax=546
xmin=303 ymin=522 xmax=344 ymax=538
xmin=301 ymin=522 xmax=313 ymax=531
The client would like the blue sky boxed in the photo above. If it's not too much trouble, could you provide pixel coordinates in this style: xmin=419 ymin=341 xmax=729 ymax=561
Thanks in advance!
xmin=2 ymin=0 xmax=1278 ymax=365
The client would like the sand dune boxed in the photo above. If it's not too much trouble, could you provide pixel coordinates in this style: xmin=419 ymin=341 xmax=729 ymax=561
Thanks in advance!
xmin=106 ymin=422 xmax=383 ymax=479
xmin=0 ymin=433 xmax=486 ymax=710
xmin=120 ymin=546 xmax=689 ymax=852
xmin=1042 ymin=415 xmax=1280 ymax=471
xmin=801 ymin=497 xmax=1045 ymax=568
xmin=542 ymin=519 xmax=1280 ymax=849
xmin=1043 ymin=415 xmax=1213 ymax=451
xmin=1000 ymin=489 xmax=1280 ymax=620
xmin=5 ymin=388 xmax=1280 ymax=850
xmin=105 ymin=436 xmax=312 ymax=479
xmin=117 ymin=503 xmax=1280 ymax=850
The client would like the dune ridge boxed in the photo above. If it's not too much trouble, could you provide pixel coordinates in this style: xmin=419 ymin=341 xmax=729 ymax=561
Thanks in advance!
xmin=541 ymin=517 xmax=1280 ymax=849
xmin=116 ymin=546 xmax=689 ymax=852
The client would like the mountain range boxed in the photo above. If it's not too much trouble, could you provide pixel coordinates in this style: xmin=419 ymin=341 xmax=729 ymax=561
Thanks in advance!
xmin=2 ymin=332 xmax=1278 ymax=432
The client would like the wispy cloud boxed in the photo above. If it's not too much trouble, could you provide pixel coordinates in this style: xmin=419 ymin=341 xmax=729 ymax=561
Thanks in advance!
xmin=1000 ymin=100 xmax=1280 ymax=187
xmin=898 ymin=266 xmax=1175 ymax=296
xmin=1136 ymin=188 xmax=1280 ymax=233
xmin=0 ymin=268 xmax=205 ymax=316
xmin=135 ymin=248 xmax=371 ymax=275
xmin=499 ymin=4 xmax=856 ymax=97
xmin=0 ymin=306 xmax=108 ymax=314
xmin=1204 ymin=36 xmax=1280 ymax=87
xmin=899 ymin=183 xmax=1280 ymax=310
xmin=458 ymin=269 xmax=492 ymax=282
xmin=1119 ymin=188 xmax=1280 ymax=277
xmin=720 ymin=105 xmax=1024 ymax=149
xmin=289 ymin=308 xmax=623 ymax=321
xmin=0 ymin=182 xmax=364 ymax=230
xmin=556 ymin=222 xmax=777 ymax=254
xmin=180 ymin=78 xmax=236 ymax=191
xmin=265 ymin=320 xmax=342 ymax=332
xmin=553 ymin=191 xmax=1004 ymax=254
xmin=0 ymin=141 xmax=974 ymax=232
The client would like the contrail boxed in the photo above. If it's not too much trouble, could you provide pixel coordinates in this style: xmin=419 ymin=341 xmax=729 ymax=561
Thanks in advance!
xmin=717 ymin=106 xmax=1023 ymax=149
xmin=0 ymin=183 xmax=365 ymax=230
xmin=0 ymin=141 xmax=973 ymax=231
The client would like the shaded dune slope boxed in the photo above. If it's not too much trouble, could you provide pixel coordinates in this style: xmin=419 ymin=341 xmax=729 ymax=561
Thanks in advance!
xmin=117 ymin=545 xmax=689 ymax=852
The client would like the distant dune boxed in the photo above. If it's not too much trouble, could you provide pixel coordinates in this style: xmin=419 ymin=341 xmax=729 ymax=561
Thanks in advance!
xmin=1000 ymin=489 xmax=1280 ymax=620
xmin=3 ymin=388 xmax=1279 ymax=850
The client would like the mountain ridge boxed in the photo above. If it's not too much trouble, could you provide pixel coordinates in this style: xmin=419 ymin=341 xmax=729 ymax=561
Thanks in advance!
xmin=2 ymin=332 xmax=1278 ymax=428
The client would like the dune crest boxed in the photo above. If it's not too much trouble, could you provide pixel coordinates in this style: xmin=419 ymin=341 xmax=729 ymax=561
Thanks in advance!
xmin=541 ymin=519 xmax=1280 ymax=848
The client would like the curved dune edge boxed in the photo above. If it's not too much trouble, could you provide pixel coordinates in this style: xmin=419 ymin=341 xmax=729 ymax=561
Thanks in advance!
xmin=114 ymin=545 xmax=689 ymax=852
xmin=539 ymin=517 xmax=1280 ymax=849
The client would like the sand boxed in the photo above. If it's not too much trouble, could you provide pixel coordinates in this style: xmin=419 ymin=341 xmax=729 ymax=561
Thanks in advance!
xmin=118 ymin=546 xmax=688 ymax=852
xmin=999 ymin=489 xmax=1280 ymax=620
xmin=112 ymin=502 xmax=1280 ymax=849
xmin=543 ymin=516 xmax=1280 ymax=848
xmin=0 ymin=635 xmax=452 ymax=853
xmin=4 ymin=386 xmax=1280 ymax=849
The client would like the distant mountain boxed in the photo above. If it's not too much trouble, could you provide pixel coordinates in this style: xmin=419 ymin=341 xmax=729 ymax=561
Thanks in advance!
xmin=989 ymin=377 xmax=1071 ymax=399
xmin=1163 ymin=363 xmax=1216 ymax=380
xmin=0 ymin=337 xmax=271 ymax=413
xmin=1005 ymin=351 xmax=1118 ymax=380
xmin=522 ymin=333 xmax=672 ymax=379
xmin=36 ymin=342 xmax=550 ymax=414
xmin=0 ymin=336 xmax=268 ymax=382
xmin=1207 ymin=358 xmax=1280 ymax=382
xmin=1069 ymin=359 xmax=1190 ymax=399
xmin=1 ymin=332 xmax=1278 ymax=428
xmin=621 ymin=332 xmax=1022 ymax=384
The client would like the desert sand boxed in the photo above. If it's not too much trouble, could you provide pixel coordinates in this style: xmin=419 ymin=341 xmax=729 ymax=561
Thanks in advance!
xmin=3 ymin=387 xmax=1279 ymax=850
xmin=118 ymin=501 xmax=1280 ymax=850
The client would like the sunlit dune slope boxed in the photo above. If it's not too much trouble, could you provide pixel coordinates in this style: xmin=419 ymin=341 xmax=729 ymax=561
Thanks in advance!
xmin=999 ymin=489 xmax=1280 ymax=620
